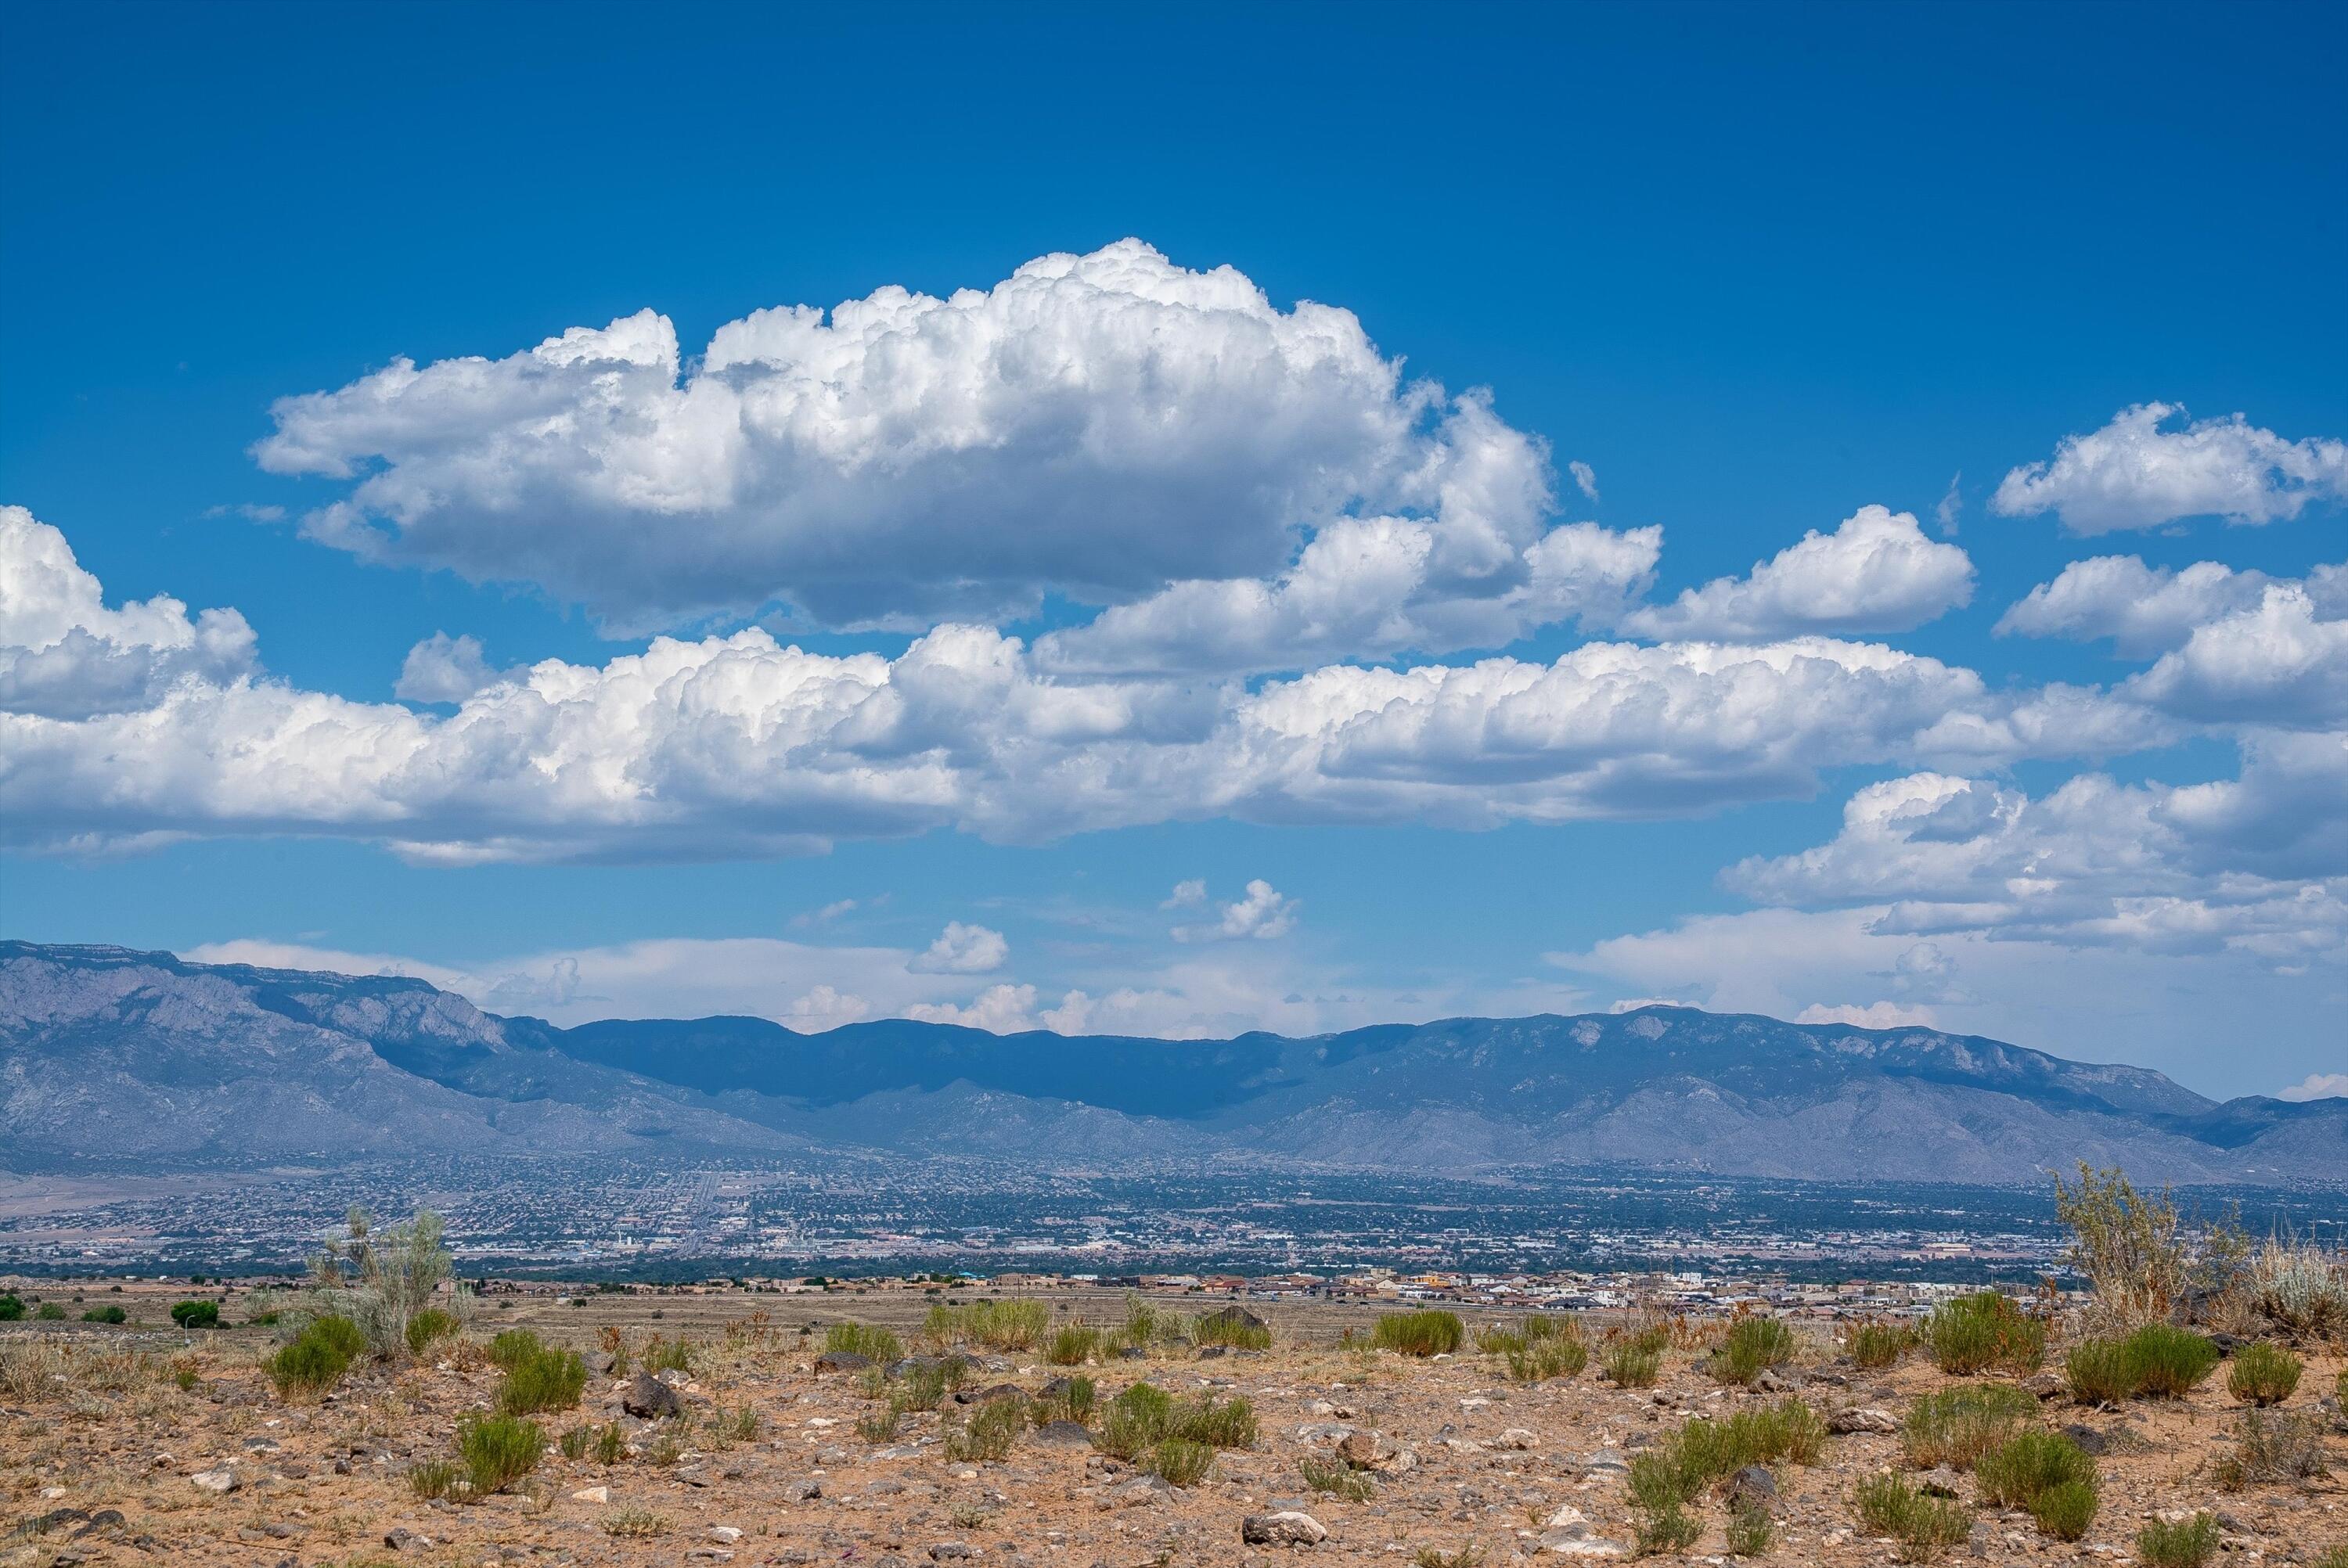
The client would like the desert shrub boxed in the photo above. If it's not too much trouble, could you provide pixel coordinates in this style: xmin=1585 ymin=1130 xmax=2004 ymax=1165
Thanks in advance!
xmin=1371 ymin=1309 xmax=1464 ymax=1357
xmin=2123 ymin=1324 xmax=2220 ymax=1397
xmin=603 ymin=1508 xmax=668 ymax=1537
xmin=708 ymin=1404 xmax=759 ymax=1445
xmin=1923 ymin=1293 xmax=2046 ymax=1376
xmin=1848 ymin=1320 xmax=1908 ymax=1370
xmin=2055 ymin=1164 xmax=2193 ymax=1331
xmin=2227 ymin=1340 xmax=2301 ymax=1406
xmin=2065 ymin=1338 xmax=2134 ymax=1404
xmin=1176 ymin=1394 xmax=1259 ymax=1448
xmin=1046 ymin=1325 xmax=1100 ymax=1365
xmin=945 ymin=1395 xmax=1025 ymax=1462
xmin=405 ymin=1307 xmax=460 ymax=1354
xmin=2240 ymin=1232 xmax=2348 ymax=1339
xmin=32 ymin=1302 xmax=64 ymax=1320
xmin=1099 ymin=1381 xmax=1175 ymax=1458
xmin=1506 ymin=1334 xmax=1587 ymax=1382
xmin=1903 ymin=1383 xmax=2040 ymax=1469
xmin=1034 ymin=1372 xmax=1096 ymax=1426
xmin=407 ymin=1459 xmax=463 ymax=1500
xmin=1977 ymin=1431 xmax=2097 ymax=1517
xmin=488 ymin=1327 xmax=542 ymax=1370
xmin=1299 ymin=1454 xmax=1374 ymax=1500
xmin=1411 ymin=1548 xmax=1484 ymax=1568
xmin=2030 ymin=1480 xmax=2098 ymax=1541
xmin=641 ymin=1333 xmax=695 ymax=1373
xmin=2218 ymin=1408 xmax=2328 ymax=1487
xmin=1626 ymin=1451 xmax=1704 ymax=1554
xmin=856 ymin=1399 xmax=905 ymax=1444
xmin=81 ymin=1305 xmax=127 ymax=1324
xmin=1726 ymin=1497 xmax=1775 ymax=1556
xmin=456 ymin=1414 xmax=544 ymax=1494
xmin=558 ymin=1425 xmax=595 ymax=1460
xmin=498 ymin=1344 xmax=588 ymax=1415
xmin=591 ymin=1422 xmax=626 ymax=1463
xmin=1148 ymin=1435 xmax=1213 ymax=1486
xmin=1601 ymin=1342 xmax=1662 ymax=1387
xmin=170 ymin=1300 xmax=220 ymax=1329
xmin=1855 ymin=1472 xmax=1974 ymax=1563
xmin=1712 ymin=1314 xmax=1799 ymax=1385
xmin=0 ymin=1293 xmax=22 ymax=1321
xmin=2136 ymin=1513 xmax=2220 ymax=1568
xmin=927 ymin=1299 xmax=1050 ymax=1350
xmin=268 ymin=1317 xmax=363 ymax=1400
xmin=897 ymin=1361 xmax=956 ymax=1411
xmin=823 ymin=1320 xmax=902 ymax=1363
xmin=1194 ymin=1311 xmax=1274 ymax=1350
xmin=308 ymin=1206 xmax=461 ymax=1358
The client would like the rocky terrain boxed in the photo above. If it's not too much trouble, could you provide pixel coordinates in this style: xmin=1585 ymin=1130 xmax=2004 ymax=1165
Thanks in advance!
xmin=5 ymin=942 xmax=2345 ymax=1185
xmin=2 ymin=1283 xmax=2344 ymax=1567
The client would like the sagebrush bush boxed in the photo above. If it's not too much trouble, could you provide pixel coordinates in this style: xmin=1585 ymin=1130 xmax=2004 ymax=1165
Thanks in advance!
xmin=456 ymin=1413 xmax=544 ymax=1494
xmin=405 ymin=1307 xmax=461 ymax=1354
xmin=823 ymin=1320 xmax=902 ymax=1362
xmin=1712 ymin=1314 xmax=1799 ymax=1385
xmin=1854 ymin=1472 xmax=1974 ymax=1563
xmin=2227 ymin=1340 xmax=2301 ymax=1406
xmin=307 ymin=1207 xmax=460 ymax=1358
xmin=2123 ymin=1324 xmax=2220 ymax=1398
xmin=498 ymin=1344 xmax=588 ymax=1415
xmin=2054 ymin=1163 xmax=2191 ymax=1332
xmin=2065 ymin=1337 xmax=2134 ymax=1404
xmin=1902 ymin=1383 xmax=2040 ymax=1469
xmin=2241 ymin=1233 xmax=2348 ymax=1339
xmin=2219 ymin=1408 xmax=2328 ymax=1487
xmin=2136 ymin=1513 xmax=2220 ymax=1568
xmin=1147 ymin=1436 xmax=1214 ymax=1486
xmin=1924 ymin=1292 xmax=2046 ymax=1376
xmin=1848 ymin=1320 xmax=1907 ymax=1370
xmin=1600 ymin=1342 xmax=1662 ymax=1387
xmin=1371 ymin=1310 xmax=1464 ymax=1357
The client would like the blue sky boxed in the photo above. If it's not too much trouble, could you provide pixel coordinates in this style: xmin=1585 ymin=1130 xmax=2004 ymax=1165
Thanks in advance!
xmin=3 ymin=2 xmax=2343 ymax=1098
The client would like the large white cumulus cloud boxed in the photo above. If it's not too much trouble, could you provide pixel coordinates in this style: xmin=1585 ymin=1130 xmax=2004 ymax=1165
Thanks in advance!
xmin=4 ymin=506 xmax=2133 ymax=863
xmin=254 ymin=239 xmax=1571 ymax=635
xmin=0 ymin=506 xmax=256 ymax=718
xmin=1616 ymin=506 xmax=1974 ymax=642
xmin=1992 ymin=402 xmax=2348 ymax=534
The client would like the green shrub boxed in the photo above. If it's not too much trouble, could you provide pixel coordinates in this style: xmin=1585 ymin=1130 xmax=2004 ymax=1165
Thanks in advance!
xmin=592 ymin=1422 xmax=627 ymax=1464
xmin=1923 ymin=1293 xmax=2046 ymax=1376
xmin=488 ymin=1327 xmax=542 ymax=1370
xmin=170 ymin=1300 xmax=220 ymax=1329
xmin=1506 ymin=1335 xmax=1587 ymax=1382
xmin=2030 ymin=1479 xmax=2098 ymax=1541
xmin=945 ymin=1395 xmax=1025 ymax=1462
xmin=1193 ymin=1312 xmax=1274 ymax=1350
xmin=2314 ymin=1547 xmax=2348 ymax=1568
xmin=641 ymin=1334 xmax=695 ymax=1373
xmin=1712 ymin=1314 xmax=1798 ymax=1385
xmin=1147 ymin=1436 xmax=1213 ymax=1486
xmin=405 ymin=1307 xmax=460 ymax=1354
xmin=823 ymin=1320 xmax=902 ymax=1362
xmin=1175 ymin=1394 xmax=1259 ymax=1448
xmin=1034 ymin=1372 xmax=1096 ymax=1426
xmin=1626 ymin=1451 xmax=1704 ymax=1554
xmin=268 ymin=1315 xmax=366 ymax=1400
xmin=34 ymin=1303 xmax=65 ymax=1321
xmin=497 ymin=1344 xmax=588 ymax=1415
xmin=2065 ymin=1337 xmax=2134 ymax=1404
xmin=2136 ymin=1513 xmax=2220 ymax=1568
xmin=407 ymin=1459 xmax=463 ymax=1500
xmin=1601 ymin=1342 xmax=1662 ymax=1387
xmin=1726 ymin=1497 xmax=1775 ymax=1556
xmin=925 ymin=1299 xmax=1050 ymax=1350
xmin=1371 ymin=1309 xmax=1464 ymax=1357
xmin=456 ymin=1413 xmax=544 ymax=1494
xmin=1046 ymin=1325 xmax=1100 ymax=1365
xmin=1299 ymin=1455 xmax=1373 ymax=1500
xmin=558 ymin=1425 xmax=595 ymax=1461
xmin=2227 ymin=1340 xmax=2301 ymax=1406
xmin=81 ymin=1305 xmax=127 ymax=1324
xmin=2220 ymin=1408 xmax=2328 ymax=1485
xmin=303 ymin=1312 xmax=368 ymax=1361
xmin=2122 ymin=1324 xmax=2219 ymax=1398
xmin=1848 ymin=1320 xmax=1908 ymax=1370
xmin=0 ymin=1293 xmax=23 ymax=1322
xmin=1902 ymin=1383 xmax=2040 ymax=1469
xmin=1855 ymin=1472 xmax=1974 ymax=1563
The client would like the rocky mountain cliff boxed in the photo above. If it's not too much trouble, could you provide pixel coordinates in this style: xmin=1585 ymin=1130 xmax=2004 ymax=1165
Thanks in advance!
xmin=2 ymin=941 xmax=2339 ymax=1185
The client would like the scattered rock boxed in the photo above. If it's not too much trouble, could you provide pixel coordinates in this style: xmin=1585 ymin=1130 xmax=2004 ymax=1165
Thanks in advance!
xmin=1198 ymin=1304 xmax=1267 ymax=1332
xmin=1918 ymin=1467 xmax=1963 ymax=1498
xmin=784 ymin=1479 xmax=822 ymax=1502
xmin=1539 ymin=1534 xmax=1628 ymax=1558
xmin=927 ymin=1545 xmax=978 ymax=1561
xmin=570 ymin=1485 xmax=609 ymax=1503
xmin=1723 ymin=1464 xmax=1777 ymax=1510
xmin=623 ymin=1371 xmax=686 ymax=1419
xmin=382 ymin=1527 xmax=436 ymax=1552
xmin=1828 ymin=1405 xmax=1899 ymax=1434
xmin=1032 ymin=1420 xmax=1094 ymax=1448
xmin=189 ymin=1469 xmax=239 ymax=1494
xmin=1241 ymin=1511 xmax=1328 ymax=1546
xmin=1493 ymin=1427 xmax=1540 ymax=1449
xmin=813 ymin=1350 xmax=872 ymax=1374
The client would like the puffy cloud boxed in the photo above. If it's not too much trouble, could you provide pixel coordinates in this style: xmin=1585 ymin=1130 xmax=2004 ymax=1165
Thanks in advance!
xmin=394 ymin=632 xmax=507 ymax=703
xmin=1992 ymin=402 xmax=2348 ymax=534
xmin=1615 ymin=507 xmax=1974 ymax=642
xmin=1998 ymin=556 xmax=2299 ymax=657
xmin=0 ymin=506 xmax=256 ymax=718
xmin=2278 ymin=1073 xmax=2348 ymax=1102
xmin=2120 ymin=584 xmax=2348 ymax=728
xmin=253 ymin=240 xmax=1558 ymax=635
xmin=906 ymin=983 xmax=1042 ymax=1032
xmin=1172 ymin=879 xmax=1298 ymax=942
xmin=910 ymin=920 xmax=1010 ymax=973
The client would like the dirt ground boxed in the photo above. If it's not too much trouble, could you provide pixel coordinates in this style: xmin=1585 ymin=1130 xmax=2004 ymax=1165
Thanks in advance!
xmin=3 ymin=1282 xmax=2344 ymax=1567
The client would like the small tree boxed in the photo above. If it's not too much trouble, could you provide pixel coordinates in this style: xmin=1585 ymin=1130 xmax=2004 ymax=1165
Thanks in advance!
xmin=309 ymin=1206 xmax=463 ymax=1358
xmin=2054 ymin=1165 xmax=2188 ymax=1332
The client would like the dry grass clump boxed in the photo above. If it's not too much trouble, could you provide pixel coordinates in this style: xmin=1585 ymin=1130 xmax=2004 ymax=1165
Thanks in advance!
xmin=1046 ymin=1324 xmax=1101 ymax=1364
xmin=1923 ymin=1292 xmax=2046 ymax=1375
xmin=1709 ymin=1312 xmax=1799 ymax=1385
xmin=1975 ymin=1430 xmax=2098 ymax=1539
xmin=2137 ymin=1512 xmax=2220 ymax=1568
xmin=0 ymin=1336 xmax=156 ymax=1401
xmin=943 ymin=1394 xmax=1026 ymax=1462
xmin=925 ymin=1298 xmax=1049 ymax=1350
xmin=1300 ymin=1454 xmax=1374 ymax=1500
xmin=1371 ymin=1309 xmax=1464 ymax=1357
xmin=823 ymin=1319 xmax=902 ymax=1363
xmin=603 ymin=1507 xmax=668 ymax=1537
xmin=2227 ymin=1340 xmax=2302 ymax=1405
xmin=1856 ymin=1471 xmax=1973 ymax=1562
xmin=1847 ymin=1319 xmax=1910 ymax=1369
xmin=2236 ymin=1232 xmax=2348 ymax=1340
xmin=2216 ymin=1408 xmax=2328 ymax=1489
xmin=1903 ymin=1383 xmax=2039 ymax=1469
xmin=1480 ymin=1314 xmax=1587 ymax=1380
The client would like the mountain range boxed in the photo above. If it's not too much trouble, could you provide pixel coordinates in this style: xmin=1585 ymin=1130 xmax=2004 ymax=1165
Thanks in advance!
xmin=2 ymin=940 xmax=2341 ymax=1186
